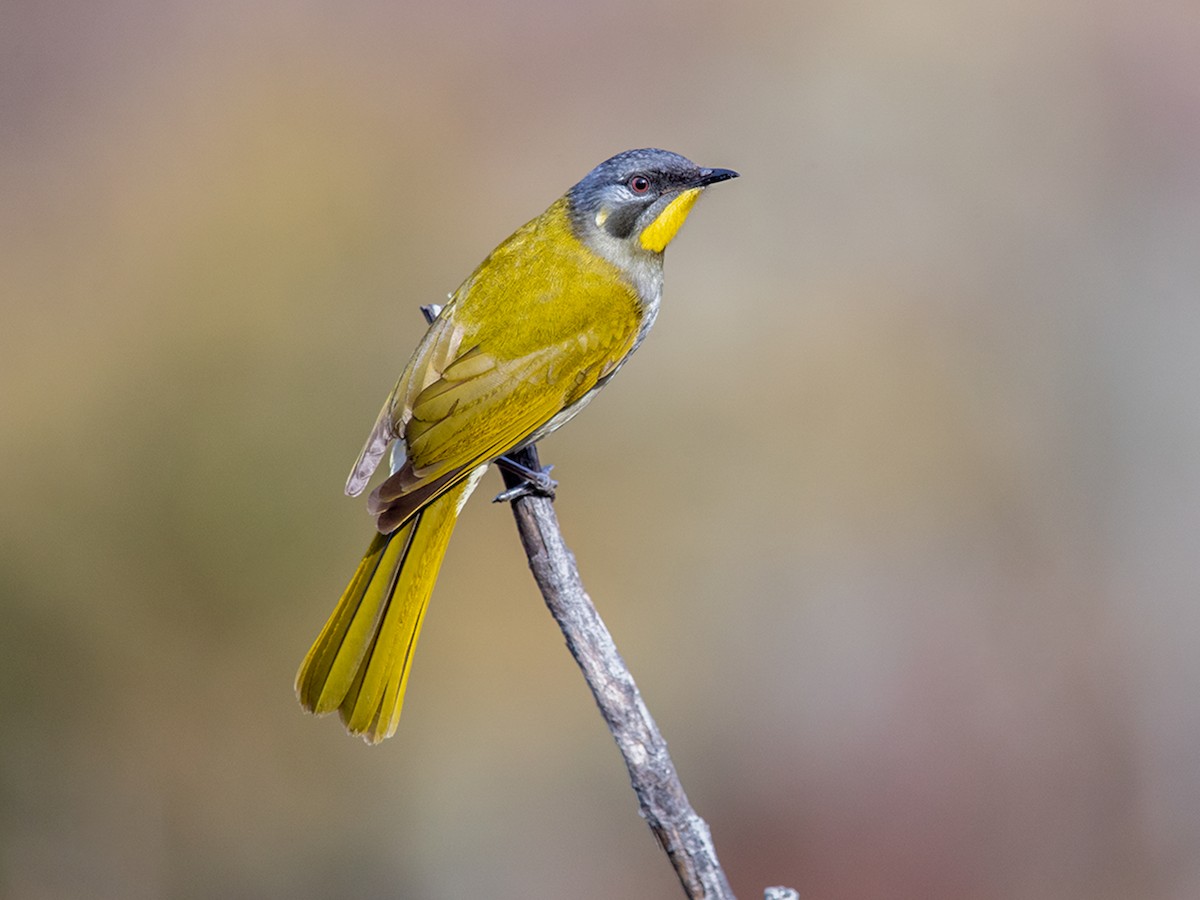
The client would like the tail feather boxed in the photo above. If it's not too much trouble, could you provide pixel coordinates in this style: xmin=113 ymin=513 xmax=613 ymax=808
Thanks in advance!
xmin=296 ymin=530 xmax=395 ymax=714
xmin=297 ymin=467 xmax=486 ymax=743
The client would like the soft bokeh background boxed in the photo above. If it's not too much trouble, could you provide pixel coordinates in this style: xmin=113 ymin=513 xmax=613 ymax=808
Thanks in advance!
xmin=3 ymin=1 xmax=1198 ymax=897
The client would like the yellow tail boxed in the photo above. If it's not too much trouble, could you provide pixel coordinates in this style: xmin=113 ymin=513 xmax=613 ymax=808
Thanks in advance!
xmin=296 ymin=471 xmax=483 ymax=743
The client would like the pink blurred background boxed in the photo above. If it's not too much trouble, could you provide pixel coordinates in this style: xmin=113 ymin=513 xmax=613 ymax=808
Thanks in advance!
xmin=3 ymin=1 xmax=1198 ymax=897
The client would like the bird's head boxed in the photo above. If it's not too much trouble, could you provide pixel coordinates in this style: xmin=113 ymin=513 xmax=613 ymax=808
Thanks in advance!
xmin=568 ymin=148 xmax=738 ymax=260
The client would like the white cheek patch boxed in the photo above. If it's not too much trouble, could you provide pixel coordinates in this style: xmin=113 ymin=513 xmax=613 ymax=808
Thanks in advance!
xmin=594 ymin=207 xmax=609 ymax=229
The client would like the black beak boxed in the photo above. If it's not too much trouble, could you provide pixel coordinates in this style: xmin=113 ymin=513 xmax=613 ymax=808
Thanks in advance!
xmin=693 ymin=167 xmax=739 ymax=187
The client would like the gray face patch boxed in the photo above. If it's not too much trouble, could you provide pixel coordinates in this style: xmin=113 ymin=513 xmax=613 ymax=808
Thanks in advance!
xmin=602 ymin=199 xmax=649 ymax=239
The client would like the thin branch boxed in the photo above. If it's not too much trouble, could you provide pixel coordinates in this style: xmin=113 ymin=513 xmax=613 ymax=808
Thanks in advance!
xmin=499 ymin=443 xmax=736 ymax=899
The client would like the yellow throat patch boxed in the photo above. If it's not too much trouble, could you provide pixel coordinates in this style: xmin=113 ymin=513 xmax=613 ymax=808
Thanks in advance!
xmin=639 ymin=188 xmax=702 ymax=253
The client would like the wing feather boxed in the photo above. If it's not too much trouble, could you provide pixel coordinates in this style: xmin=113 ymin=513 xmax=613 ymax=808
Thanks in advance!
xmin=366 ymin=326 xmax=631 ymax=531
xmin=344 ymin=312 xmax=466 ymax=496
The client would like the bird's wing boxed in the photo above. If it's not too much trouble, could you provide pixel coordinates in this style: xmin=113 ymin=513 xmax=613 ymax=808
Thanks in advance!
xmin=365 ymin=318 xmax=636 ymax=532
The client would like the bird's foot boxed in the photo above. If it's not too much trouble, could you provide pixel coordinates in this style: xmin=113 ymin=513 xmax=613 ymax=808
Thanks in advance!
xmin=493 ymin=456 xmax=557 ymax=502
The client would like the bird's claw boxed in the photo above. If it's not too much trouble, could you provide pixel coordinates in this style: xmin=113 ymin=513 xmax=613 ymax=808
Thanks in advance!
xmin=493 ymin=457 xmax=557 ymax=502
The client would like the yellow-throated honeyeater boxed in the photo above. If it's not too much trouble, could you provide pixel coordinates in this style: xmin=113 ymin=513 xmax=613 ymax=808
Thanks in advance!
xmin=297 ymin=148 xmax=737 ymax=742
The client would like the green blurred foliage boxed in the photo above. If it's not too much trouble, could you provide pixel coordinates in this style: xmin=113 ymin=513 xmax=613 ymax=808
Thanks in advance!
xmin=2 ymin=1 xmax=1198 ymax=897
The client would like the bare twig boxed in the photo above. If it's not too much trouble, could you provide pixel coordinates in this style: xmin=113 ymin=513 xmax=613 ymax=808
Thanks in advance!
xmin=499 ymin=443 xmax=737 ymax=899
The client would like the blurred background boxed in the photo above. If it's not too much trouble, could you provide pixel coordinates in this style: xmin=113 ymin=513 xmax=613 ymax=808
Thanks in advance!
xmin=3 ymin=1 xmax=1198 ymax=897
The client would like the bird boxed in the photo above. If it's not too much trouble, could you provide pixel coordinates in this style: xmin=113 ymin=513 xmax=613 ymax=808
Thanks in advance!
xmin=296 ymin=148 xmax=738 ymax=743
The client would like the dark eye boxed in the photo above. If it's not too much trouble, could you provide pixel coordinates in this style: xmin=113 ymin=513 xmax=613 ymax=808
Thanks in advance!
xmin=628 ymin=174 xmax=651 ymax=195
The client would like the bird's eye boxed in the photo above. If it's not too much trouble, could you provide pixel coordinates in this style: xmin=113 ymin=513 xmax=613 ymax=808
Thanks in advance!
xmin=628 ymin=175 xmax=651 ymax=195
